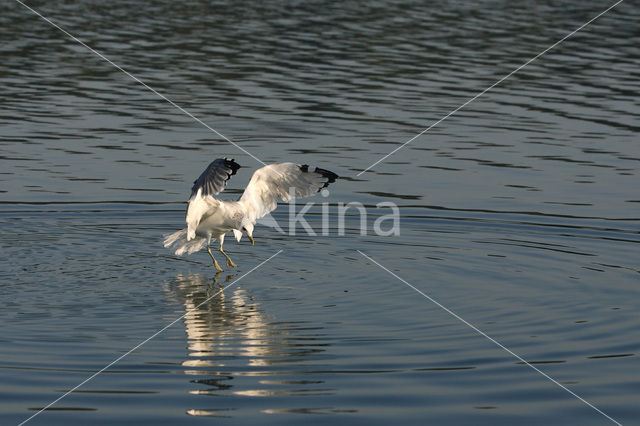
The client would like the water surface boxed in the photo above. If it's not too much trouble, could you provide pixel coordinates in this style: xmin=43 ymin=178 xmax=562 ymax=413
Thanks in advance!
xmin=1 ymin=1 xmax=639 ymax=425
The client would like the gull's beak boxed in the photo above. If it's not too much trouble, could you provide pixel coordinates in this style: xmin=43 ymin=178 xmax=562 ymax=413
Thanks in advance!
xmin=249 ymin=235 xmax=255 ymax=246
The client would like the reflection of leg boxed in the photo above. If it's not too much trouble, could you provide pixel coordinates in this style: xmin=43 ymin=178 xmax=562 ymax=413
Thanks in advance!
xmin=207 ymin=245 xmax=223 ymax=272
xmin=212 ymin=271 xmax=223 ymax=287
xmin=218 ymin=234 xmax=237 ymax=267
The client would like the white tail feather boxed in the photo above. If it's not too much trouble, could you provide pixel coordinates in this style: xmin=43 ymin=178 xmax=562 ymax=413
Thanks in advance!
xmin=163 ymin=229 xmax=208 ymax=256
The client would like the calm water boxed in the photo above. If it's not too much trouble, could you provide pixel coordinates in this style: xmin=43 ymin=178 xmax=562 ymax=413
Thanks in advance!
xmin=1 ymin=1 xmax=639 ymax=424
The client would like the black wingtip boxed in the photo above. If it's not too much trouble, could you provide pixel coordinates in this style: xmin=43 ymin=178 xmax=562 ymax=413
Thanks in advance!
xmin=224 ymin=158 xmax=241 ymax=176
xmin=300 ymin=164 xmax=339 ymax=190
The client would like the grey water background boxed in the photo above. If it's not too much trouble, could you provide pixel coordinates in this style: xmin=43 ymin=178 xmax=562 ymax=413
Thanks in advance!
xmin=1 ymin=0 xmax=639 ymax=424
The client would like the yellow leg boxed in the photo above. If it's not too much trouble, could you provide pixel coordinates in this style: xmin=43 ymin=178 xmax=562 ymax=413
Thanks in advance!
xmin=248 ymin=235 xmax=255 ymax=246
xmin=207 ymin=246 xmax=224 ymax=272
xmin=219 ymin=244 xmax=237 ymax=268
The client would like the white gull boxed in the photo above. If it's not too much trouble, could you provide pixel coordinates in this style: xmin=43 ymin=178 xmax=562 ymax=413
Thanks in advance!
xmin=164 ymin=158 xmax=338 ymax=271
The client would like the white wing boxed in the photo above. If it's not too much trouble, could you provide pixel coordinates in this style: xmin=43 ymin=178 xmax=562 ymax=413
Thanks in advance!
xmin=186 ymin=158 xmax=240 ymax=240
xmin=186 ymin=191 xmax=220 ymax=240
xmin=239 ymin=163 xmax=338 ymax=229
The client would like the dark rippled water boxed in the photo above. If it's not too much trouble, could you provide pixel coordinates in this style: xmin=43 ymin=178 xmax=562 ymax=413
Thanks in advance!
xmin=1 ymin=1 xmax=639 ymax=425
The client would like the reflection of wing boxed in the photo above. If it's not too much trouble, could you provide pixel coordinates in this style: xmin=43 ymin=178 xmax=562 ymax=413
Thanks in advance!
xmin=239 ymin=163 xmax=338 ymax=226
xmin=186 ymin=158 xmax=240 ymax=240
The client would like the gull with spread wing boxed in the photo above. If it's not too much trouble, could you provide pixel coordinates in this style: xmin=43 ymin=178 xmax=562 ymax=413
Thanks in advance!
xmin=164 ymin=158 xmax=338 ymax=271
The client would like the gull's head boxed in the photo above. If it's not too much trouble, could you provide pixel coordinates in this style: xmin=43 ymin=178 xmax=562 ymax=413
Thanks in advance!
xmin=233 ymin=222 xmax=255 ymax=244
xmin=243 ymin=222 xmax=254 ymax=238
xmin=242 ymin=222 xmax=255 ymax=245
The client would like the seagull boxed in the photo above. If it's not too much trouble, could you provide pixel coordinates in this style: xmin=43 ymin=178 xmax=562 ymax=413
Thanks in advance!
xmin=164 ymin=158 xmax=338 ymax=271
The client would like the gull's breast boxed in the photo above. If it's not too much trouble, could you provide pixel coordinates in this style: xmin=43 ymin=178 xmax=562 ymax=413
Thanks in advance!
xmin=195 ymin=213 xmax=230 ymax=236
xmin=195 ymin=202 xmax=243 ymax=237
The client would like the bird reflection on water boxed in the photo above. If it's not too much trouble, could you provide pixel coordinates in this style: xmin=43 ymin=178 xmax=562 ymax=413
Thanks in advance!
xmin=164 ymin=272 xmax=333 ymax=417
xmin=165 ymin=272 xmax=283 ymax=370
